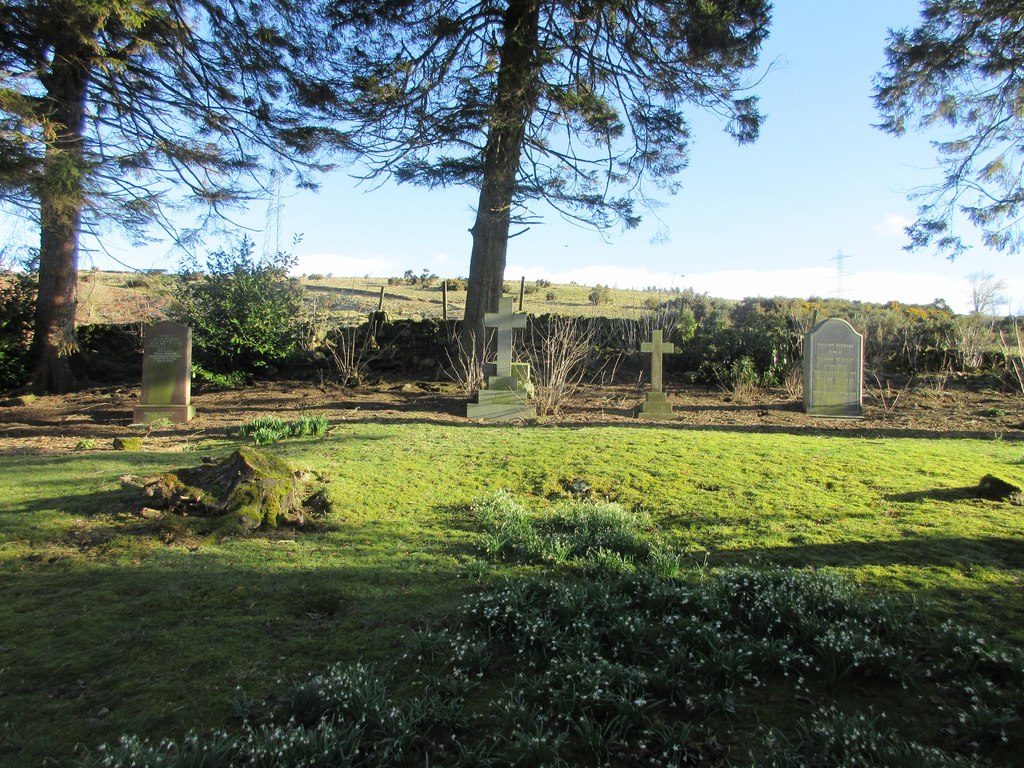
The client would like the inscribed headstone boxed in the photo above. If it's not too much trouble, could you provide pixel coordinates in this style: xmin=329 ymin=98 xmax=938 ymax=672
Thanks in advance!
xmin=638 ymin=329 xmax=677 ymax=419
xmin=133 ymin=320 xmax=196 ymax=423
xmin=803 ymin=318 xmax=863 ymax=418
xmin=466 ymin=296 xmax=536 ymax=421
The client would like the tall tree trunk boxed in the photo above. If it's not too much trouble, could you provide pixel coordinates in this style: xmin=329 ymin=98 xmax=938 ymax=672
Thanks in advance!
xmin=462 ymin=0 xmax=541 ymax=362
xmin=31 ymin=34 xmax=91 ymax=394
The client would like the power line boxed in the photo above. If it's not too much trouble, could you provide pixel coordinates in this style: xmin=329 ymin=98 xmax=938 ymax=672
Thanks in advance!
xmin=263 ymin=164 xmax=283 ymax=258
xmin=830 ymin=250 xmax=852 ymax=299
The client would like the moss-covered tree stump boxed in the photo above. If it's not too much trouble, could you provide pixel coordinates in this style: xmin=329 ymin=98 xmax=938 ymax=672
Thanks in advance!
xmin=122 ymin=446 xmax=329 ymax=535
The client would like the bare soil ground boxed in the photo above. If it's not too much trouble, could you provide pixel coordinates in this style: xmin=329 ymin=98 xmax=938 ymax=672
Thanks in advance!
xmin=2 ymin=377 xmax=1023 ymax=455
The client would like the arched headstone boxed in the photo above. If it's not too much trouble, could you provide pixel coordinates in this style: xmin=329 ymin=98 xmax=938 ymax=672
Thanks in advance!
xmin=803 ymin=318 xmax=863 ymax=418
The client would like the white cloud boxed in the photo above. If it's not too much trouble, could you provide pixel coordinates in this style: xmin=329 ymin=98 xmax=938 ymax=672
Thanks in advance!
xmin=294 ymin=249 xmax=457 ymax=278
xmin=295 ymin=251 xmax=400 ymax=277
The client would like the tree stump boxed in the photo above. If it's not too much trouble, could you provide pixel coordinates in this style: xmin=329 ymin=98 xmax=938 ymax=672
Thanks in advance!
xmin=122 ymin=446 xmax=324 ymax=535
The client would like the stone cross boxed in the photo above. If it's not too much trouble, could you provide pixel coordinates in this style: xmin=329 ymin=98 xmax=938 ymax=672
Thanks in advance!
xmin=641 ymin=329 xmax=675 ymax=394
xmin=467 ymin=295 xmax=535 ymax=421
xmin=484 ymin=296 xmax=528 ymax=378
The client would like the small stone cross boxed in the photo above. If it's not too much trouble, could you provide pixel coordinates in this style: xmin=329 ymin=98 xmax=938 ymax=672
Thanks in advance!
xmin=641 ymin=329 xmax=676 ymax=395
xmin=484 ymin=296 xmax=528 ymax=377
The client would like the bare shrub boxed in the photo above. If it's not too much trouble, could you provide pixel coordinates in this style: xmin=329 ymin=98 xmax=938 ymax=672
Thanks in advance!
xmin=869 ymin=372 xmax=912 ymax=416
xmin=526 ymin=317 xmax=594 ymax=416
xmin=953 ymin=316 xmax=990 ymax=371
xmin=730 ymin=377 xmax=762 ymax=405
xmin=782 ymin=365 xmax=803 ymax=401
xmin=999 ymin=321 xmax=1024 ymax=395
xmin=324 ymin=326 xmax=373 ymax=388
xmin=446 ymin=327 xmax=485 ymax=397
xmin=720 ymin=356 xmax=761 ymax=405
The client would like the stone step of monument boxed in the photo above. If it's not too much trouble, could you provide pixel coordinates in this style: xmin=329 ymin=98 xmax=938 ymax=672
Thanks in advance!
xmin=486 ymin=375 xmax=530 ymax=392
xmin=638 ymin=407 xmax=674 ymax=418
xmin=467 ymin=402 xmax=537 ymax=421
xmin=643 ymin=392 xmax=670 ymax=403
xmin=476 ymin=389 xmax=531 ymax=405
xmin=638 ymin=391 xmax=675 ymax=419
xmin=133 ymin=404 xmax=196 ymax=424
xmin=483 ymin=361 xmax=533 ymax=382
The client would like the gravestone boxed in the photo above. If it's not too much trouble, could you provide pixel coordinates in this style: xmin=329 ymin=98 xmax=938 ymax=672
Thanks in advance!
xmin=466 ymin=296 xmax=536 ymax=421
xmin=803 ymin=318 xmax=863 ymax=418
xmin=133 ymin=320 xmax=196 ymax=424
xmin=638 ymin=329 xmax=677 ymax=419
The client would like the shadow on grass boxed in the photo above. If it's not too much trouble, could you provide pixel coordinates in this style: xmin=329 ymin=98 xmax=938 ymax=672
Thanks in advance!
xmin=704 ymin=535 xmax=1024 ymax=571
xmin=196 ymin=393 xmax=467 ymax=420
xmin=6 ymin=488 xmax=138 ymax=518
xmin=690 ymin=533 xmax=1024 ymax=643
xmin=0 ymin=548 xmax=469 ymax=768
xmin=884 ymin=486 xmax=981 ymax=503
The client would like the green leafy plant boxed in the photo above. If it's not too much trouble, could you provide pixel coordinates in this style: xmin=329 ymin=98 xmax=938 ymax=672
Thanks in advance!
xmin=474 ymin=491 xmax=667 ymax=573
xmin=175 ymin=238 xmax=303 ymax=374
xmin=237 ymin=414 xmax=330 ymax=445
xmin=192 ymin=363 xmax=246 ymax=390
xmin=761 ymin=707 xmax=980 ymax=767
xmin=290 ymin=414 xmax=329 ymax=438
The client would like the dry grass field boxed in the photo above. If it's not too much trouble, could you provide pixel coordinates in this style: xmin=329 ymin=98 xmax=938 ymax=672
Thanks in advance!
xmin=74 ymin=268 xmax=678 ymax=327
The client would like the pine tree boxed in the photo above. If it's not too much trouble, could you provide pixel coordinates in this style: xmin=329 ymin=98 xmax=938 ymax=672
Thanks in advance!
xmin=875 ymin=0 xmax=1024 ymax=256
xmin=0 ymin=0 xmax=344 ymax=392
xmin=323 ymin=0 xmax=771 ymax=358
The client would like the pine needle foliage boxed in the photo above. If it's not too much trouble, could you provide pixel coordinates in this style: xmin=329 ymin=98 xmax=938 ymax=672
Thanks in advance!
xmin=875 ymin=0 xmax=1024 ymax=255
xmin=0 ymin=0 xmax=346 ymax=391
xmin=320 ymin=0 xmax=771 ymax=354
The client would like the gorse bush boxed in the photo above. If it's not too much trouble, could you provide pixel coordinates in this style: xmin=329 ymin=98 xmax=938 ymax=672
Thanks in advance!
xmin=174 ymin=237 xmax=303 ymax=374
xmin=588 ymin=283 xmax=612 ymax=305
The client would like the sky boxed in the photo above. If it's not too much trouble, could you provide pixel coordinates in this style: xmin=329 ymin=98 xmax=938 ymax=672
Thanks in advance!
xmin=8 ymin=0 xmax=1024 ymax=314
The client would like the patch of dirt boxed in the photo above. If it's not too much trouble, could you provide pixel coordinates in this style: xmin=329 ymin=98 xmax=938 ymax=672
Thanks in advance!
xmin=1 ymin=376 xmax=1022 ymax=455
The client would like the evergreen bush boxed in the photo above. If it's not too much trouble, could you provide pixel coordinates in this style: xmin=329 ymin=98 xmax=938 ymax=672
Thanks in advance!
xmin=174 ymin=238 xmax=303 ymax=374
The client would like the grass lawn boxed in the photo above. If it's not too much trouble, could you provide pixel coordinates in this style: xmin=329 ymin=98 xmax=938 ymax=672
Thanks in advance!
xmin=1 ymin=423 xmax=1022 ymax=766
